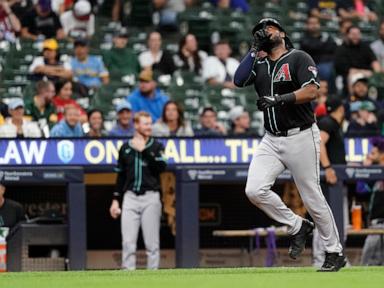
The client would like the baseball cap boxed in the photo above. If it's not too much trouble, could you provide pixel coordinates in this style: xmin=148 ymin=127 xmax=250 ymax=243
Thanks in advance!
xmin=350 ymin=73 xmax=368 ymax=86
xmin=8 ymin=98 xmax=25 ymax=110
xmin=228 ymin=106 xmax=246 ymax=122
xmin=115 ymin=28 xmax=129 ymax=38
xmin=359 ymin=101 xmax=376 ymax=112
xmin=116 ymin=101 xmax=132 ymax=113
xmin=43 ymin=39 xmax=58 ymax=50
xmin=73 ymin=0 xmax=92 ymax=20
xmin=325 ymin=97 xmax=343 ymax=113
xmin=74 ymin=38 xmax=89 ymax=47
xmin=139 ymin=70 xmax=153 ymax=82
xmin=38 ymin=0 xmax=52 ymax=13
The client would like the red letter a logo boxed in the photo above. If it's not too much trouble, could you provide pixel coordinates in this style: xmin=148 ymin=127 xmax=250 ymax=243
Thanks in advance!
xmin=273 ymin=63 xmax=292 ymax=82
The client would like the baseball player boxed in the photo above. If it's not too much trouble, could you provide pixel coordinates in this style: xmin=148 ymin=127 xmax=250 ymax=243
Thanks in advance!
xmin=234 ymin=18 xmax=346 ymax=272
xmin=110 ymin=111 xmax=167 ymax=270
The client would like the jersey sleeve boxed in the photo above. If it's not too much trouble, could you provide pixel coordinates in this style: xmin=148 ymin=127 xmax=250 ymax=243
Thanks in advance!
xmin=295 ymin=51 xmax=320 ymax=88
xmin=318 ymin=117 xmax=334 ymax=135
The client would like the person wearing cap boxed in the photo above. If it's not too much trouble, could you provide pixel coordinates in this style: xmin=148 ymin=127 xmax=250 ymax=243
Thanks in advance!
xmin=202 ymin=40 xmax=239 ymax=89
xmin=360 ymin=138 xmax=384 ymax=265
xmin=60 ymin=0 xmax=95 ymax=39
xmin=346 ymin=100 xmax=380 ymax=136
xmin=334 ymin=25 xmax=381 ymax=95
xmin=228 ymin=105 xmax=253 ymax=136
xmin=234 ymin=18 xmax=346 ymax=271
xmin=50 ymin=104 xmax=84 ymax=137
xmin=0 ymin=98 xmax=42 ymax=138
xmin=102 ymin=28 xmax=140 ymax=78
xmin=0 ymin=0 xmax=21 ymax=43
xmin=0 ymin=181 xmax=25 ymax=230
xmin=152 ymin=100 xmax=194 ymax=137
xmin=127 ymin=69 xmax=169 ymax=123
xmin=29 ymin=38 xmax=73 ymax=82
xmin=314 ymin=96 xmax=349 ymax=268
xmin=21 ymin=0 xmax=64 ymax=40
xmin=70 ymin=38 xmax=110 ymax=89
xmin=194 ymin=106 xmax=226 ymax=136
xmin=109 ymin=101 xmax=134 ymax=137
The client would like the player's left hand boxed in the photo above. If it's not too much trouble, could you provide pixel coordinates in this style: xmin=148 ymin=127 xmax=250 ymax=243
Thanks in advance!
xmin=257 ymin=95 xmax=281 ymax=110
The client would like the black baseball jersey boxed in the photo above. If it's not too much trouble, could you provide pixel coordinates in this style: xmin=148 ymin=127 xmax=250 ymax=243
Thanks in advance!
xmin=252 ymin=49 xmax=320 ymax=133
xmin=113 ymin=137 xmax=167 ymax=200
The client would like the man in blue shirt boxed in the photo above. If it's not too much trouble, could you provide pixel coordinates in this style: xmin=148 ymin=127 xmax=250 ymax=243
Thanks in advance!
xmin=70 ymin=38 xmax=110 ymax=89
xmin=127 ymin=69 xmax=169 ymax=122
xmin=109 ymin=101 xmax=135 ymax=137
xmin=50 ymin=104 xmax=84 ymax=137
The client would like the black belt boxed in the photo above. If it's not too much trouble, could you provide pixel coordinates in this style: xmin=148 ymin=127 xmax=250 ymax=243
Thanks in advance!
xmin=267 ymin=123 xmax=313 ymax=137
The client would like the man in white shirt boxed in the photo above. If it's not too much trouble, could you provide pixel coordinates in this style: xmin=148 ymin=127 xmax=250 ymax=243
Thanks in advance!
xmin=0 ymin=98 xmax=42 ymax=138
xmin=370 ymin=21 xmax=384 ymax=69
xmin=202 ymin=40 xmax=239 ymax=89
xmin=60 ymin=0 xmax=95 ymax=39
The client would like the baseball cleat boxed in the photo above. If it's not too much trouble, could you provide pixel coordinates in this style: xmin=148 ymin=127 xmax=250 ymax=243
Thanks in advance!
xmin=317 ymin=252 xmax=347 ymax=272
xmin=288 ymin=219 xmax=314 ymax=259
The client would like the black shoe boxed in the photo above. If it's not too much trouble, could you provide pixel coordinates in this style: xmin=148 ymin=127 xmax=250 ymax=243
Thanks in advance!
xmin=288 ymin=219 xmax=314 ymax=259
xmin=317 ymin=252 xmax=346 ymax=272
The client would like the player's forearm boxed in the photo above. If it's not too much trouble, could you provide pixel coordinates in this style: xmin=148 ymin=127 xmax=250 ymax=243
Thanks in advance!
xmin=293 ymin=84 xmax=317 ymax=104
xmin=320 ymin=142 xmax=332 ymax=168
xmin=234 ymin=50 xmax=257 ymax=87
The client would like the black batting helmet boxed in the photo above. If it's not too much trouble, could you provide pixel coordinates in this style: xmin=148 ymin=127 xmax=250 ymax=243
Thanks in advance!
xmin=252 ymin=18 xmax=294 ymax=49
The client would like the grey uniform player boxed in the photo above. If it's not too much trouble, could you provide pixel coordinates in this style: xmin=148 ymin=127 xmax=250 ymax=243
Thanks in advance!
xmin=234 ymin=18 xmax=346 ymax=272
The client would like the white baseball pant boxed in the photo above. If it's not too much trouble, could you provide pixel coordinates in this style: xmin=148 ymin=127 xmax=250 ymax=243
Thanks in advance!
xmin=245 ymin=123 xmax=343 ymax=254
xmin=121 ymin=191 xmax=162 ymax=270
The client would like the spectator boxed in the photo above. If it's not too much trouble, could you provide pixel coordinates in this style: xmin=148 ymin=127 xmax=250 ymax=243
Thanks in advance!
xmin=314 ymin=80 xmax=329 ymax=119
xmin=25 ymin=80 xmax=58 ymax=137
xmin=346 ymin=101 xmax=379 ymax=136
xmin=227 ymin=105 xmax=253 ymax=136
xmin=109 ymin=101 xmax=134 ymax=137
xmin=29 ymin=38 xmax=72 ymax=82
xmin=103 ymin=28 xmax=140 ymax=78
xmin=51 ymin=0 xmax=73 ymax=15
xmin=308 ymin=0 xmax=338 ymax=21
xmin=109 ymin=111 xmax=167 ymax=270
xmin=152 ymin=100 xmax=194 ymax=137
xmin=370 ymin=21 xmax=384 ymax=69
xmin=300 ymin=16 xmax=337 ymax=85
xmin=202 ymin=40 xmax=239 ymax=89
xmin=152 ymin=0 xmax=187 ymax=31
xmin=8 ymin=0 xmax=33 ymax=21
xmin=361 ymin=138 xmax=384 ymax=265
xmin=60 ymin=0 xmax=94 ymax=39
xmin=0 ymin=98 xmax=42 ymax=138
xmin=194 ymin=106 xmax=226 ymax=136
xmin=127 ymin=69 xmax=169 ymax=122
xmin=138 ymin=31 xmax=176 ymax=76
xmin=21 ymin=0 xmax=64 ymax=40
xmin=174 ymin=33 xmax=207 ymax=75
xmin=338 ymin=0 xmax=377 ymax=22
xmin=52 ymin=79 xmax=87 ymax=122
xmin=0 ymin=181 xmax=25 ymax=229
xmin=210 ymin=0 xmax=249 ymax=13
xmin=334 ymin=26 xmax=381 ymax=93
xmin=349 ymin=73 xmax=372 ymax=102
xmin=70 ymin=38 xmax=110 ymax=89
xmin=0 ymin=0 xmax=21 ymax=43
xmin=85 ymin=108 xmax=107 ymax=137
xmin=313 ymin=96 xmax=349 ymax=268
xmin=0 ymin=113 xmax=3 ymax=125
xmin=50 ymin=104 xmax=84 ymax=137
xmin=0 ymin=100 xmax=9 ymax=119
xmin=335 ymin=19 xmax=353 ymax=46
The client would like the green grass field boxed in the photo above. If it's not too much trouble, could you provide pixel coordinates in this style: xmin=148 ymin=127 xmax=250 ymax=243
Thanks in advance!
xmin=1 ymin=267 xmax=383 ymax=288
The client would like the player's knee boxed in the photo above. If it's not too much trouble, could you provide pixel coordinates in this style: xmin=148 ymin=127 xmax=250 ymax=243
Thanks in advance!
xmin=123 ymin=241 xmax=136 ymax=254
xmin=245 ymin=182 xmax=268 ymax=203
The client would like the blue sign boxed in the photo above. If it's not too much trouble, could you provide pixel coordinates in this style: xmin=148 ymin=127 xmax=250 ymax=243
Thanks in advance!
xmin=0 ymin=138 xmax=373 ymax=166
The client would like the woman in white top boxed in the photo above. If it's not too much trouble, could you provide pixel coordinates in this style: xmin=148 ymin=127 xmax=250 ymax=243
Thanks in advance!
xmin=152 ymin=100 xmax=194 ymax=137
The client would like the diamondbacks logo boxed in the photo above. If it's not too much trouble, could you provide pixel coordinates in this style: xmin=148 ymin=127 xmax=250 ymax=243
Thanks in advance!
xmin=57 ymin=140 xmax=75 ymax=164
xmin=273 ymin=63 xmax=292 ymax=82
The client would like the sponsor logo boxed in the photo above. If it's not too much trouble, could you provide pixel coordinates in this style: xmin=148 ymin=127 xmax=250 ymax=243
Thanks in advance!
xmin=188 ymin=170 xmax=198 ymax=180
xmin=43 ymin=172 xmax=65 ymax=180
xmin=346 ymin=168 xmax=355 ymax=178
xmin=308 ymin=66 xmax=318 ymax=77
xmin=57 ymin=140 xmax=75 ymax=164
xmin=273 ymin=63 xmax=292 ymax=82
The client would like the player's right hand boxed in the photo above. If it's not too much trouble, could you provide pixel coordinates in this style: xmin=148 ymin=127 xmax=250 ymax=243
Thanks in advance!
xmin=110 ymin=200 xmax=122 ymax=219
